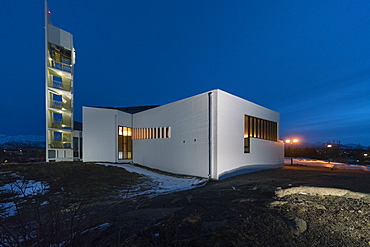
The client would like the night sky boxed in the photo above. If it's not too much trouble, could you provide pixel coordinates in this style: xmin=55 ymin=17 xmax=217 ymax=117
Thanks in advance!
xmin=1 ymin=0 xmax=370 ymax=146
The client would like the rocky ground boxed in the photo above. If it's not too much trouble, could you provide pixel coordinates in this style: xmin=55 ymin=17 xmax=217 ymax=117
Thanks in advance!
xmin=2 ymin=163 xmax=370 ymax=246
xmin=93 ymin=165 xmax=370 ymax=246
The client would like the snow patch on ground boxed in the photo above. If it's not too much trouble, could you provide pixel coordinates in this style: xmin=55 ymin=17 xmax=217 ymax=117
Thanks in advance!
xmin=285 ymin=158 xmax=370 ymax=172
xmin=98 ymin=163 xmax=208 ymax=198
xmin=0 ymin=180 xmax=49 ymax=217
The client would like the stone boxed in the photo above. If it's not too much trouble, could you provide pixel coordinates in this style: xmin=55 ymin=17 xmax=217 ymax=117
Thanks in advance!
xmin=285 ymin=216 xmax=307 ymax=235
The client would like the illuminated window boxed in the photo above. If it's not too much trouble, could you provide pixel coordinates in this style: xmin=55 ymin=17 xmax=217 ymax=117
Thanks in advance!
xmin=244 ymin=116 xmax=250 ymax=153
xmin=166 ymin=127 xmax=171 ymax=138
xmin=118 ymin=126 xmax=132 ymax=159
xmin=133 ymin=127 xmax=171 ymax=140
xmin=244 ymin=115 xmax=277 ymax=153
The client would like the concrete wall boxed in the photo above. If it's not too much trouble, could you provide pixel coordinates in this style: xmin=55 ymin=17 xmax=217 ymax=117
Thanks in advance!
xmin=215 ymin=90 xmax=284 ymax=179
xmin=133 ymin=92 xmax=210 ymax=177
xmin=83 ymin=107 xmax=132 ymax=162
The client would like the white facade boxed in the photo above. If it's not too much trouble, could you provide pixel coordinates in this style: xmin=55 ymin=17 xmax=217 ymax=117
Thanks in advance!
xmin=83 ymin=89 xmax=284 ymax=180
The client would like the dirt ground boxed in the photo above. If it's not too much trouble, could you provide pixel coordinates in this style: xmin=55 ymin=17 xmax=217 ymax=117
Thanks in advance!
xmin=94 ymin=165 xmax=370 ymax=247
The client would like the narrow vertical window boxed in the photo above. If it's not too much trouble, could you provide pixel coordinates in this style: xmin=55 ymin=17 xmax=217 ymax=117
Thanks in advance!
xmin=244 ymin=116 xmax=250 ymax=153
xmin=118 ymin=126 xmax=132 ymax=159
xmin=166 ymin=127 xmax=171 ymax=138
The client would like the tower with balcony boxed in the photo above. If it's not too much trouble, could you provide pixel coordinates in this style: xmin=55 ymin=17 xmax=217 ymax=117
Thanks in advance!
xmin=45 ymin=1 xmax=75 ymax=161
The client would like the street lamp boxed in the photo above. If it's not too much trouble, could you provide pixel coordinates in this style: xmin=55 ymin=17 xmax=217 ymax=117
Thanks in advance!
xmin=327 ymin=144 xmax=332 ymax=163
xmin=285 ymin=138 xmax=299 ymax=165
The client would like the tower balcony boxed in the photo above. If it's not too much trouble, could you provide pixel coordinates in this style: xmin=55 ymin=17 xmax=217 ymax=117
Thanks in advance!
xmin=47 ymin=74 xmax=72 ymax=92
xmin=49 ymin=100 xmax=72 ymax=111
xmin=48 ymin=59 xmax=72 ymax=73
xmin=48 ymin=129 xmax=72 ymax=149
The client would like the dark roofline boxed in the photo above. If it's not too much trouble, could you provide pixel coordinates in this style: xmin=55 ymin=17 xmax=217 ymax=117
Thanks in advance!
xmin=73 ymin=121 xmax=82 ymax=131
xmin=90 ymin=105 xmax=160 ymax=114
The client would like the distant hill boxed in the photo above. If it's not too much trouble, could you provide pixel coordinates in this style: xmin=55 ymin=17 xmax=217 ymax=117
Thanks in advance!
xmin=0 ymin=134 xmax=45 ymax=149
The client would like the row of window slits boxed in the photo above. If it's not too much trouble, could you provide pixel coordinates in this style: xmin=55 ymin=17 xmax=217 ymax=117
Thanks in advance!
xmin=244 ymin=115 xmax=278 ymax=153
xmin=244 ymin=116 xmax=277 ymax=141
xmin=133 ymin=127 xmax=171 ymax=140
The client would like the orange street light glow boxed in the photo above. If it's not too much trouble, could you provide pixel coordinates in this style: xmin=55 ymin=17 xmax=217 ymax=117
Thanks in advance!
xmin=285 ymin=139 xmax=299 ymax=144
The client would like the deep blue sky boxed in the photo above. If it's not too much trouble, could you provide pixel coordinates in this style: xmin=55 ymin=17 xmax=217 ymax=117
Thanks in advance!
xmin=1 ymin=0 xmax=370 ymax=146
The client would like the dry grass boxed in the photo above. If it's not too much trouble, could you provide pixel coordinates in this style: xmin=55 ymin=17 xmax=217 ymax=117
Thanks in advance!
xmin=0 ymin=162 xmax=144 ymax=246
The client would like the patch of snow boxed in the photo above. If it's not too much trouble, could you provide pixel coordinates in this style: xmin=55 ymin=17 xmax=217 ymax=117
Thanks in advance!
xmin=0 ymin=180 xmax=49 ymax=217
xmin=98 ymin=163 xmax=207 ymax=198
xmin=285 ymin=158 xmax=370 ymax=172
xmin=1 ymin=180 xmax=49 ymax=196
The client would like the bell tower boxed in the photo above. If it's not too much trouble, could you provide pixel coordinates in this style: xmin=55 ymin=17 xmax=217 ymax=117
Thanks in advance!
xmin=45 ymin=0 xmax=75 ymax=162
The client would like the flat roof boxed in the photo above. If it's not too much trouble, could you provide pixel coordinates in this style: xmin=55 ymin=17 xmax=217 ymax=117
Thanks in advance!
xmin=92 ymin=105 xmax=160 ymax=114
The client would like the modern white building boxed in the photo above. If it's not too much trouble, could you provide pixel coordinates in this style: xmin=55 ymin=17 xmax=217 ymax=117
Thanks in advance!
xmin=83 ymin=89 xmax=284 ymax=180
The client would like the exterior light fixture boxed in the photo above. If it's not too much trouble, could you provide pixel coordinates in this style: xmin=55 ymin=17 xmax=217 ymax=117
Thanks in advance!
xmin=327 ymin=144 xmax=332 ymax=163
xmin=285 ymin=138 xmax=299 ymax=165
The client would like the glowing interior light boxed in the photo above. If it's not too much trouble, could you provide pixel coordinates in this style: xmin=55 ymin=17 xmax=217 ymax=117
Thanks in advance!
xmin=244 ymin=134 xmax=249 ymax=138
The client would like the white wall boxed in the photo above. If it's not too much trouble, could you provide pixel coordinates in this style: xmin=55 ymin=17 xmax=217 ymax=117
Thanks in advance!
xmin=215 ymin=90 xmax=284 ymax=179
xmin=83 ymin=107 xmax=132 ymax=162
xmin=133 ymin=92 xmax=210 ymax=177
xmin=82 ymin=90 xmax=283 ymax=180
